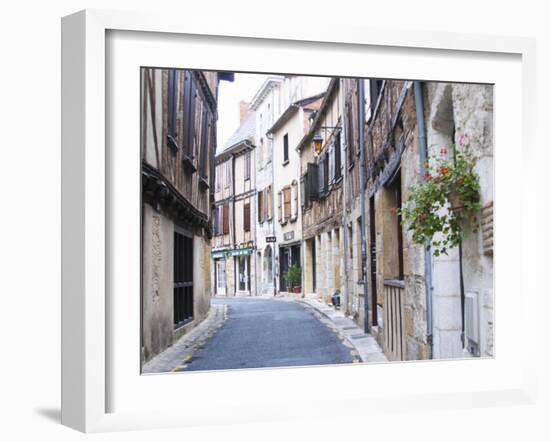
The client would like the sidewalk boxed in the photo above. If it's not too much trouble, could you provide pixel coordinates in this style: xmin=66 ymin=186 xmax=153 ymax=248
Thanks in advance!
xmin=142 ymin=303 xmax=227 ymax=374
xmin=296 ymin=297 xmax=388 ymax=364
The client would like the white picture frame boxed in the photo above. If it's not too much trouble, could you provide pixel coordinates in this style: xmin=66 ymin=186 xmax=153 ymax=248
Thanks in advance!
xmin=61 ymin=9 xmax=538 ymax=433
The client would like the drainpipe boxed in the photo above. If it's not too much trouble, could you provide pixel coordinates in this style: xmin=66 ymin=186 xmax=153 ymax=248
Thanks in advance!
xmin=267 ymin=132 xmax=276 ymax=297
xmin=358 ymin=80 xmax=370 ymax=333
xmin=414 ymin=81 xmax=434 ymax=358
xmin=341 ymin=83 xmax=351 ymax=315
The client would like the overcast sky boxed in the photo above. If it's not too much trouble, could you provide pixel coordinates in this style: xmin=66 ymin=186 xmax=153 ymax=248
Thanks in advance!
xmin=216 ymin=72 xmax=268 ymax=153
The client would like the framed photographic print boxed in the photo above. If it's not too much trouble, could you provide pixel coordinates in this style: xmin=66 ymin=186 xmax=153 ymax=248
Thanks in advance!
xmin=61 ymin=9 xmax=537 ymax=433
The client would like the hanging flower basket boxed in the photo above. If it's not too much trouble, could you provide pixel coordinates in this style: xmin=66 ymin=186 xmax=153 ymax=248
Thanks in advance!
xmin=399 ymin=144 xmax=481 ymax=256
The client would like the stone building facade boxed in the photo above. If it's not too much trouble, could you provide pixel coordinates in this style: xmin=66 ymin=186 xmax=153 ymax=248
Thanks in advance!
xmin=268 ymin=92 xmax=325 ymax=294
xmin=212 ymin=110 xmax=257 ymax=296
xmin=250 ymin=76 xmax=284 ymax=296
xmin=298 ymin=78 xmax=345 ymax=304
xmin=141 ymin=68 xmax=232 ymax=363
xmin=340 ymin=77 xmax=494 ymax=361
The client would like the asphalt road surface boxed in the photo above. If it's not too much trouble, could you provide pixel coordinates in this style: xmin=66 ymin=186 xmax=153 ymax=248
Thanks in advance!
xmin=179 ymin=298 xmax=354 ymax=372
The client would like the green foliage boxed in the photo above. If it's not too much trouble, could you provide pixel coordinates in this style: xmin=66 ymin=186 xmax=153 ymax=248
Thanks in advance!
xmin=284 ymin=264 xmax=302 ymax=288
xmin=399 ymin=144 xmax=481 ymax=256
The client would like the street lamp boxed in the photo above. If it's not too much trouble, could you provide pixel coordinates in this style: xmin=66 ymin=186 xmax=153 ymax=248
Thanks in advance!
xmin=312 ymin=132 xmax=323 ymax=154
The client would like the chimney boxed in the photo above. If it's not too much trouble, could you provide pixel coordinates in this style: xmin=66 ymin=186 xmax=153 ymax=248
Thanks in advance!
xmin=239 ymin=101 xmax=250 ymax=124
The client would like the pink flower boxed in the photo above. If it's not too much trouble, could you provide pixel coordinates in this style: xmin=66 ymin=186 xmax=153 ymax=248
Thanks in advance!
xmin=458 ymin=133 xmax=469 ymax=148
xmin=440 ymin=147 xmax=448 ymax=155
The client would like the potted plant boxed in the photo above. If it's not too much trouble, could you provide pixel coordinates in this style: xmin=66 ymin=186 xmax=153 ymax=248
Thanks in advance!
xmin=399 ymin=144 xmax=481 ymax=256
xmin=284 ymin=264 xmax=302 ymax=293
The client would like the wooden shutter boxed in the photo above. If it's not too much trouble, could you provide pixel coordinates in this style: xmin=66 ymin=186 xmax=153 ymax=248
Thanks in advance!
xmin=307 ymin=163 xmax=319 ymax=201
xmin=267 ymin=186 xmax=272 ymax=219
xmin=199 ymin=108 xmax=209 ymax=179
xmin=167 ymin=69 xmax=177 ymax=139
xmin=334 ymin=132 xmax=342 ymax=179
xmin=323 ymin=153 xmax=329 ymax=194
xmin=277 ymin=191 xmax=282 ymax=223
xmin=258 ymin=191 xmax=263 ymax=223
xmin=223 ymin=204 xmax=229 ymax=234
xmin=292 ymin=182 xmax=298 ymax=219
xmin=183 ymin=71 xmax=196 ymax=157
xmin=245 ymin=152 xmax=251 ymax=180
xmin=328 ymin=144 xmax=335 ymax=184
xmin=244 ymin=203 xmax=251 ymax=232
xmin=283 ymin=187 xmax=291 ymax=220
xmin=302 ymin=175 xmax=308 ymax=208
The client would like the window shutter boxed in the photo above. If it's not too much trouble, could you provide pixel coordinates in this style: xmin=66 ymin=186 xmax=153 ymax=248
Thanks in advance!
xmin=167 ymin=69 xmax=177 ymax=139
xmin=302 ymin=175 xmax=308 ymax=208
xmin=267 ymin=186 xmax=272 ymax=219
xmin=258 ymin=191 xmax=263 ymax=223
xmin=244 ymin=203 xmax=250 ymax=232
xmin=212 ymin=207 xmax=217 ymax=235
xmin=199 ymin=108 xmax=209 ymax=179
xmin=292 ymin=182 xmax=298 ymax=219
xmin=278 ymin=191 xmax=282 ymax=223
xmin=318 ymin=157 xmax=324 ymax=196
xmin=223 ymin=204 xmax=229 ymax=234
xmin=323 ymin=153 xmax=329 ymax=194
xmin=283 ymin=187 xmax=291 ymax=220
xmin=329 ymin=143 xmax=335 ymax=185
xmin=334 ymin=132 xmax=342 ymax=179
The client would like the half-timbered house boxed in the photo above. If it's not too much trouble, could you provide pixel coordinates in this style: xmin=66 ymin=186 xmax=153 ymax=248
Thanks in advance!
xmin=140 ymin=67 xmax=232 ymax=363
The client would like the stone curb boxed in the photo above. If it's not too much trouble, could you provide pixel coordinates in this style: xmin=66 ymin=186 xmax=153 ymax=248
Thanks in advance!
xmin=295 ymin=297 xmax=388 ymax=364
xmin=142 ymin=303 xmax=227 ymax=374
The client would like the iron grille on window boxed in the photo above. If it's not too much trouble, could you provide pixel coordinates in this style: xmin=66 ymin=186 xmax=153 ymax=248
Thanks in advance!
xmin=174 ymin=231 xmax=193 ymax=327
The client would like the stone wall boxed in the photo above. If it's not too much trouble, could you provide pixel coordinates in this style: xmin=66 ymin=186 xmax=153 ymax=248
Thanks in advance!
xmin=424 ymin=82 xmax=494 ymax=358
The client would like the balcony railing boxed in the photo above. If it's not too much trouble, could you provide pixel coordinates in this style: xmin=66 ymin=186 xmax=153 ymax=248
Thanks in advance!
xmin=383 ymin=279 xmax=405 ymax=361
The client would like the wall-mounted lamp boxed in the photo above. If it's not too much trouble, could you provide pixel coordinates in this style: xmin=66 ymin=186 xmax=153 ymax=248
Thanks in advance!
xmin=312 ymin=132 xmax=323 ymax=154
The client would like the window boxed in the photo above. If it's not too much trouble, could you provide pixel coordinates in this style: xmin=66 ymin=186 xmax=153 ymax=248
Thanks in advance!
xmin=222 ymin=204 xmax=229 ymax=235
xmin=244 ymin=151 xmax=251 ymax=181
xmin=243 ymin=202 xmax=251 ymax=232
xmin=369 ymin=79 xmax=384 ymax=116
xmin=283 ymin=186 xmax=291 ymax=221
xmin=173 ymin=230 xmax=193 ymax=326
xmin=212 ymin=207 xmax=219 ymax=235
xmin=306 ymin=163 xmax=319 ymax=203
xmin=283 ymin=133 xmax=289 ymax=164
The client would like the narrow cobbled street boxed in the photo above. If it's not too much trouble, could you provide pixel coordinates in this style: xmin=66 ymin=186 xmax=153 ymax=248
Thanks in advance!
xmin=175 ymin=298 xmax=354 ymax=372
